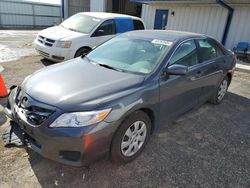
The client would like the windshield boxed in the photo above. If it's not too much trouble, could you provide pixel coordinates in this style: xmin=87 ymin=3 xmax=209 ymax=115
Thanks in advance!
xmin=61 ymin=14 xmax=101 ymax=33
xmin=87 ymin=36 xmax=172 ymax=74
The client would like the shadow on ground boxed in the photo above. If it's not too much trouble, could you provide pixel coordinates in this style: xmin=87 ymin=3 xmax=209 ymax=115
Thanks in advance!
xmin=24 ymin=92 xmax=250 ymax=188
xmin=40 ymin=58 xmax=56 ymax=66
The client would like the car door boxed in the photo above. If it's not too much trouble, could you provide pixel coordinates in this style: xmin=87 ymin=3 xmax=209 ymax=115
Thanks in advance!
xmin=91 ymin=19 xmax=116 ymax=47
xmin=195 ymin=38 xmax=225 ymax=103
xmin=159 ymin=39 xmax=204 ymax=124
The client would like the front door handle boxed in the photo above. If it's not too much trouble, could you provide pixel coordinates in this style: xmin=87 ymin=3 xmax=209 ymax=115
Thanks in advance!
xmin=196 ymin=71 xmax=203 ymax=77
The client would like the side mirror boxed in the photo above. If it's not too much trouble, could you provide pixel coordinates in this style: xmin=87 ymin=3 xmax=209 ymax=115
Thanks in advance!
xmin=165 ymin=64 xmax=188 ymax=76
xmin=94 ymin=29 xmax=105 ymax=37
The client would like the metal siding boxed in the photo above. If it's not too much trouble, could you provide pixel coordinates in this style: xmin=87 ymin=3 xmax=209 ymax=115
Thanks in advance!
xmin=68 ymin=0 xmax=90 ymax=16
xmin=35 ymin=16 xmax=61 ymax=26
xmin=34 ymin=5 xmax=61 ymax=16
xmin=0 ymin=1 xmax=32 ymax=14
xmin=141 ymin=4 xmax=156 ymax=29
xmin=1 ymin=15 xmax=33 ymax=25
xmin=226 ymin=6 xmax=250 ymax=49
xmin=142 ymin=4 xmax=228 ymax=43
xmin=90 ymin=0 xmax=106 ymax=12
xmin=0 ymin=1 xmax=61 ymax=28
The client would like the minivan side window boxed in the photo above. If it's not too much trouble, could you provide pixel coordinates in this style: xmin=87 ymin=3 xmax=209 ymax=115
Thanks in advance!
xmin=133 ymin=20 xmax=145 ymax=30
xmin=93 ymin=19 xmax=116 ymax=37
xmin=197 ymin=39 xmax=224 ymax=62
xmin=169 ymin=40 xmax=198 ymax=67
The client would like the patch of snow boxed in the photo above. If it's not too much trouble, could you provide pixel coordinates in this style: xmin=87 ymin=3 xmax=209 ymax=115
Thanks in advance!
xmin=0 ymin=44 xmax=36 ymax=63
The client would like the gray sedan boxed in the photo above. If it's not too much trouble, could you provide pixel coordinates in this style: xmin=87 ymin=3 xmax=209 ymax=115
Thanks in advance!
xmin=4 ymin=30 xmax=236 ymax=166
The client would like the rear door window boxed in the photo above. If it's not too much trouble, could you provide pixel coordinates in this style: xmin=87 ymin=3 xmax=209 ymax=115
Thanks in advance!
xmin=93 ymin=19 xmax=116 ymax=36
xmin=197 ymin=39 xmax=224 ymax=62
xmin=133 ymin=20 xmax=145 ymax=30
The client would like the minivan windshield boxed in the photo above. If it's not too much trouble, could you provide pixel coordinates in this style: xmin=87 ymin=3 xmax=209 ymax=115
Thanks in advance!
xmin=61 ymin=14 xmax=101 ymax=33
xmin=87 ymin=36 xmax=171 ymax=74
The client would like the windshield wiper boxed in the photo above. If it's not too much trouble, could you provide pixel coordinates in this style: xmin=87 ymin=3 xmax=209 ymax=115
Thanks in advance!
xmin=98 ymin=64 xmax=124 ymax=72
xmin=67 ymin=28 xmax=78 ymax=32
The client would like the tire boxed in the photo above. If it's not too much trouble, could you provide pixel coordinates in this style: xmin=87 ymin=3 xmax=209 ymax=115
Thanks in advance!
xmin=74 ymin=47 xmax=90 ymax=58
xmin=209 ymin=76 xmax=229 ymax=104
xmin=110 ymin=111 xmax=151 ymax=163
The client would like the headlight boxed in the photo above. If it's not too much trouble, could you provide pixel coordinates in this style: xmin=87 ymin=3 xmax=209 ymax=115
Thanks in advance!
xmin=56 ymin=41 xmax=72 ymax=48
xmin=49 ymin=109 xmax=111 ymax=128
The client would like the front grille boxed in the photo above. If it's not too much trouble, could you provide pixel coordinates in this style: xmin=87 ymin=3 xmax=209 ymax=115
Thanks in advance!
xmin=38 ymin=35 xmax=55 ymax=47
xmin=14 ymin=87 xmax=55 ymax=126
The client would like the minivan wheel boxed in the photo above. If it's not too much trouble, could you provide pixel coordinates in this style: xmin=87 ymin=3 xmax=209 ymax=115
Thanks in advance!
xmin=210 ymin=76 xmax=229 ymax=104
xmin=110 ymin=111 xmax=151 ymax=163
xmin=74 ymin=47 xmax=90 ymax=58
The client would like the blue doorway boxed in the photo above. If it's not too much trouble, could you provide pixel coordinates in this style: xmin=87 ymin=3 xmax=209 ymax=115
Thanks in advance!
xmin=154 ymin=9 xmax=169 ymax=29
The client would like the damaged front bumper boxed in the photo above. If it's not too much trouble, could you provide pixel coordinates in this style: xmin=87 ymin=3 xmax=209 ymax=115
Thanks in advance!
xmin=3 ymin=87 xmax=118 ymax=166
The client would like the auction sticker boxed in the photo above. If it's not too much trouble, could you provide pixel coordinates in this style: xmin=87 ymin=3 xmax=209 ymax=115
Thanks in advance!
xmin=152 ymin=39 xmax=173 ymax=46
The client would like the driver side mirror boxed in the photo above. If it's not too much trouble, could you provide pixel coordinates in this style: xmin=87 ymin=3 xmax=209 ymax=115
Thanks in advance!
xmin=94 ymin=29 xmax=105 ymax=37
xmin=165 ymin=64 xmax=188 ymax=76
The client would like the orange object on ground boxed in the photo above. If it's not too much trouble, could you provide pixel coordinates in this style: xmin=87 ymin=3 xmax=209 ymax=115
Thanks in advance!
xmin=0 ymin=74 xmax=8 ymax=97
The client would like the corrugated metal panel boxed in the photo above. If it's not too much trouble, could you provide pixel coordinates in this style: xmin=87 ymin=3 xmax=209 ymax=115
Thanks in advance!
xmin=0 ymin=0 xmax=61 ymax=28
xmin=1 ymin=14 xmax=33 ymax=25
xmin=154 ymin=5 xmax=226 ymax=40
xmin=226 ymin=6 xmax=250 ymax=49
xmin=167 ymin=6 xmax=228 ymax=41
xmin=68 ymin=0 xmax=90 ymax=16
xmin=141 ymin=3 xmax=250 ymax=49
xmin=35 ymin=16 xmax=61 ymax=26
xmin=141 ymin=4 xmax=228 ymax=45
xmin=0 ymin=1 xmax=32 ymax=14
xmin=90 ymin=0 xmax=106 ymax=12
xmin=34 ymin=5 xmax=61 ymax=16
xmin=141 ymin=4 xmax=156 ymax=29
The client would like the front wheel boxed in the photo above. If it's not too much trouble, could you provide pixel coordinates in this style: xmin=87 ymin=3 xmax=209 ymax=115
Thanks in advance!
xmin=209 ymin=76 xmax=229 ymax=104
xmin=74 ymin=47 xmax=90 ymax=58
xmin=110 ymin=111 xmax=151 ymax=163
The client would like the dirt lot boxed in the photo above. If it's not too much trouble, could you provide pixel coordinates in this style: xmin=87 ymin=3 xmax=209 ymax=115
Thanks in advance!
xmin=0 ymin=55 xmax=250 ymax=188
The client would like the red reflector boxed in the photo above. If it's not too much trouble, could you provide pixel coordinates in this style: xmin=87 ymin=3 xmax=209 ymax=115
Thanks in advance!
xmin=84 ymin=134 xmax=91 ymax=149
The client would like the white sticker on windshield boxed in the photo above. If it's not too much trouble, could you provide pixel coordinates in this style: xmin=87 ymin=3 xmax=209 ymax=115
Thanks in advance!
xmin=152 ymin=39 xmax=173 ymax=46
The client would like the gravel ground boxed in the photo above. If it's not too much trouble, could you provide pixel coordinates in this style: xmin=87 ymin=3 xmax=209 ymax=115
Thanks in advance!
xmin=0 ymin=56 xmax=250 ymax=188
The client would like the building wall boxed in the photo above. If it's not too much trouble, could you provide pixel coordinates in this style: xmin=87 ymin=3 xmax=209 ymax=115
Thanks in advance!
xmin=0 ymin=0 xmax=61 ymax=28
xmin=226 ymin=6 xmax=250 ymax=49
xmin=68 ymin=0 xmax=90 ymax=17
xmin=90 ymin=0 xmax=106 ymax=12
xmin=141 ymin=3 xmax=250 ymax=49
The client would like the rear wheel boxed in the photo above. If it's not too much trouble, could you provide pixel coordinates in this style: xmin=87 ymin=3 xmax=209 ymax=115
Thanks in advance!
xmin=110 ymin=111 xmax=151 ymax=163
xmin=209 ymin=76 xmax=229 ymax=104
xmin=74 ymin=47 xmax=90 ymax=58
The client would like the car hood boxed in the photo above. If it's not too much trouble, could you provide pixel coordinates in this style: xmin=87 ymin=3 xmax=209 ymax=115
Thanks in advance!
xmin=38 ymin=25 xmax=87 ymax=40
xmin=22 ymin=58 xmax=145 ymax=111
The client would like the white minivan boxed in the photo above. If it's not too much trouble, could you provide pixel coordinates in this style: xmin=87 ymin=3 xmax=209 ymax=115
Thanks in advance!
xmin=34 ymin=12 xmax=145 ymax=62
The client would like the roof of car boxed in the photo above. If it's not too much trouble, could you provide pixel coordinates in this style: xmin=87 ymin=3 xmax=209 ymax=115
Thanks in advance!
xmin=80 ymin=12 xmax=141 ymax=20
xmin=125 ymin=30 xmax=207 ymax=42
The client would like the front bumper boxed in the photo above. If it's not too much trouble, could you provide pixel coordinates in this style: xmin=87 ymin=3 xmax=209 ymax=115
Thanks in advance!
xmin=5 ymin=88 xmax=119 ymax=166
xmin=34 ymin=39 xmax=73 ymax=62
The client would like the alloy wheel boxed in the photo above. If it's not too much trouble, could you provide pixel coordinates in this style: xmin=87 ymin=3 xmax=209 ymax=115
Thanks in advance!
xmin=217 ymin=79 xmax=228 ymax=101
